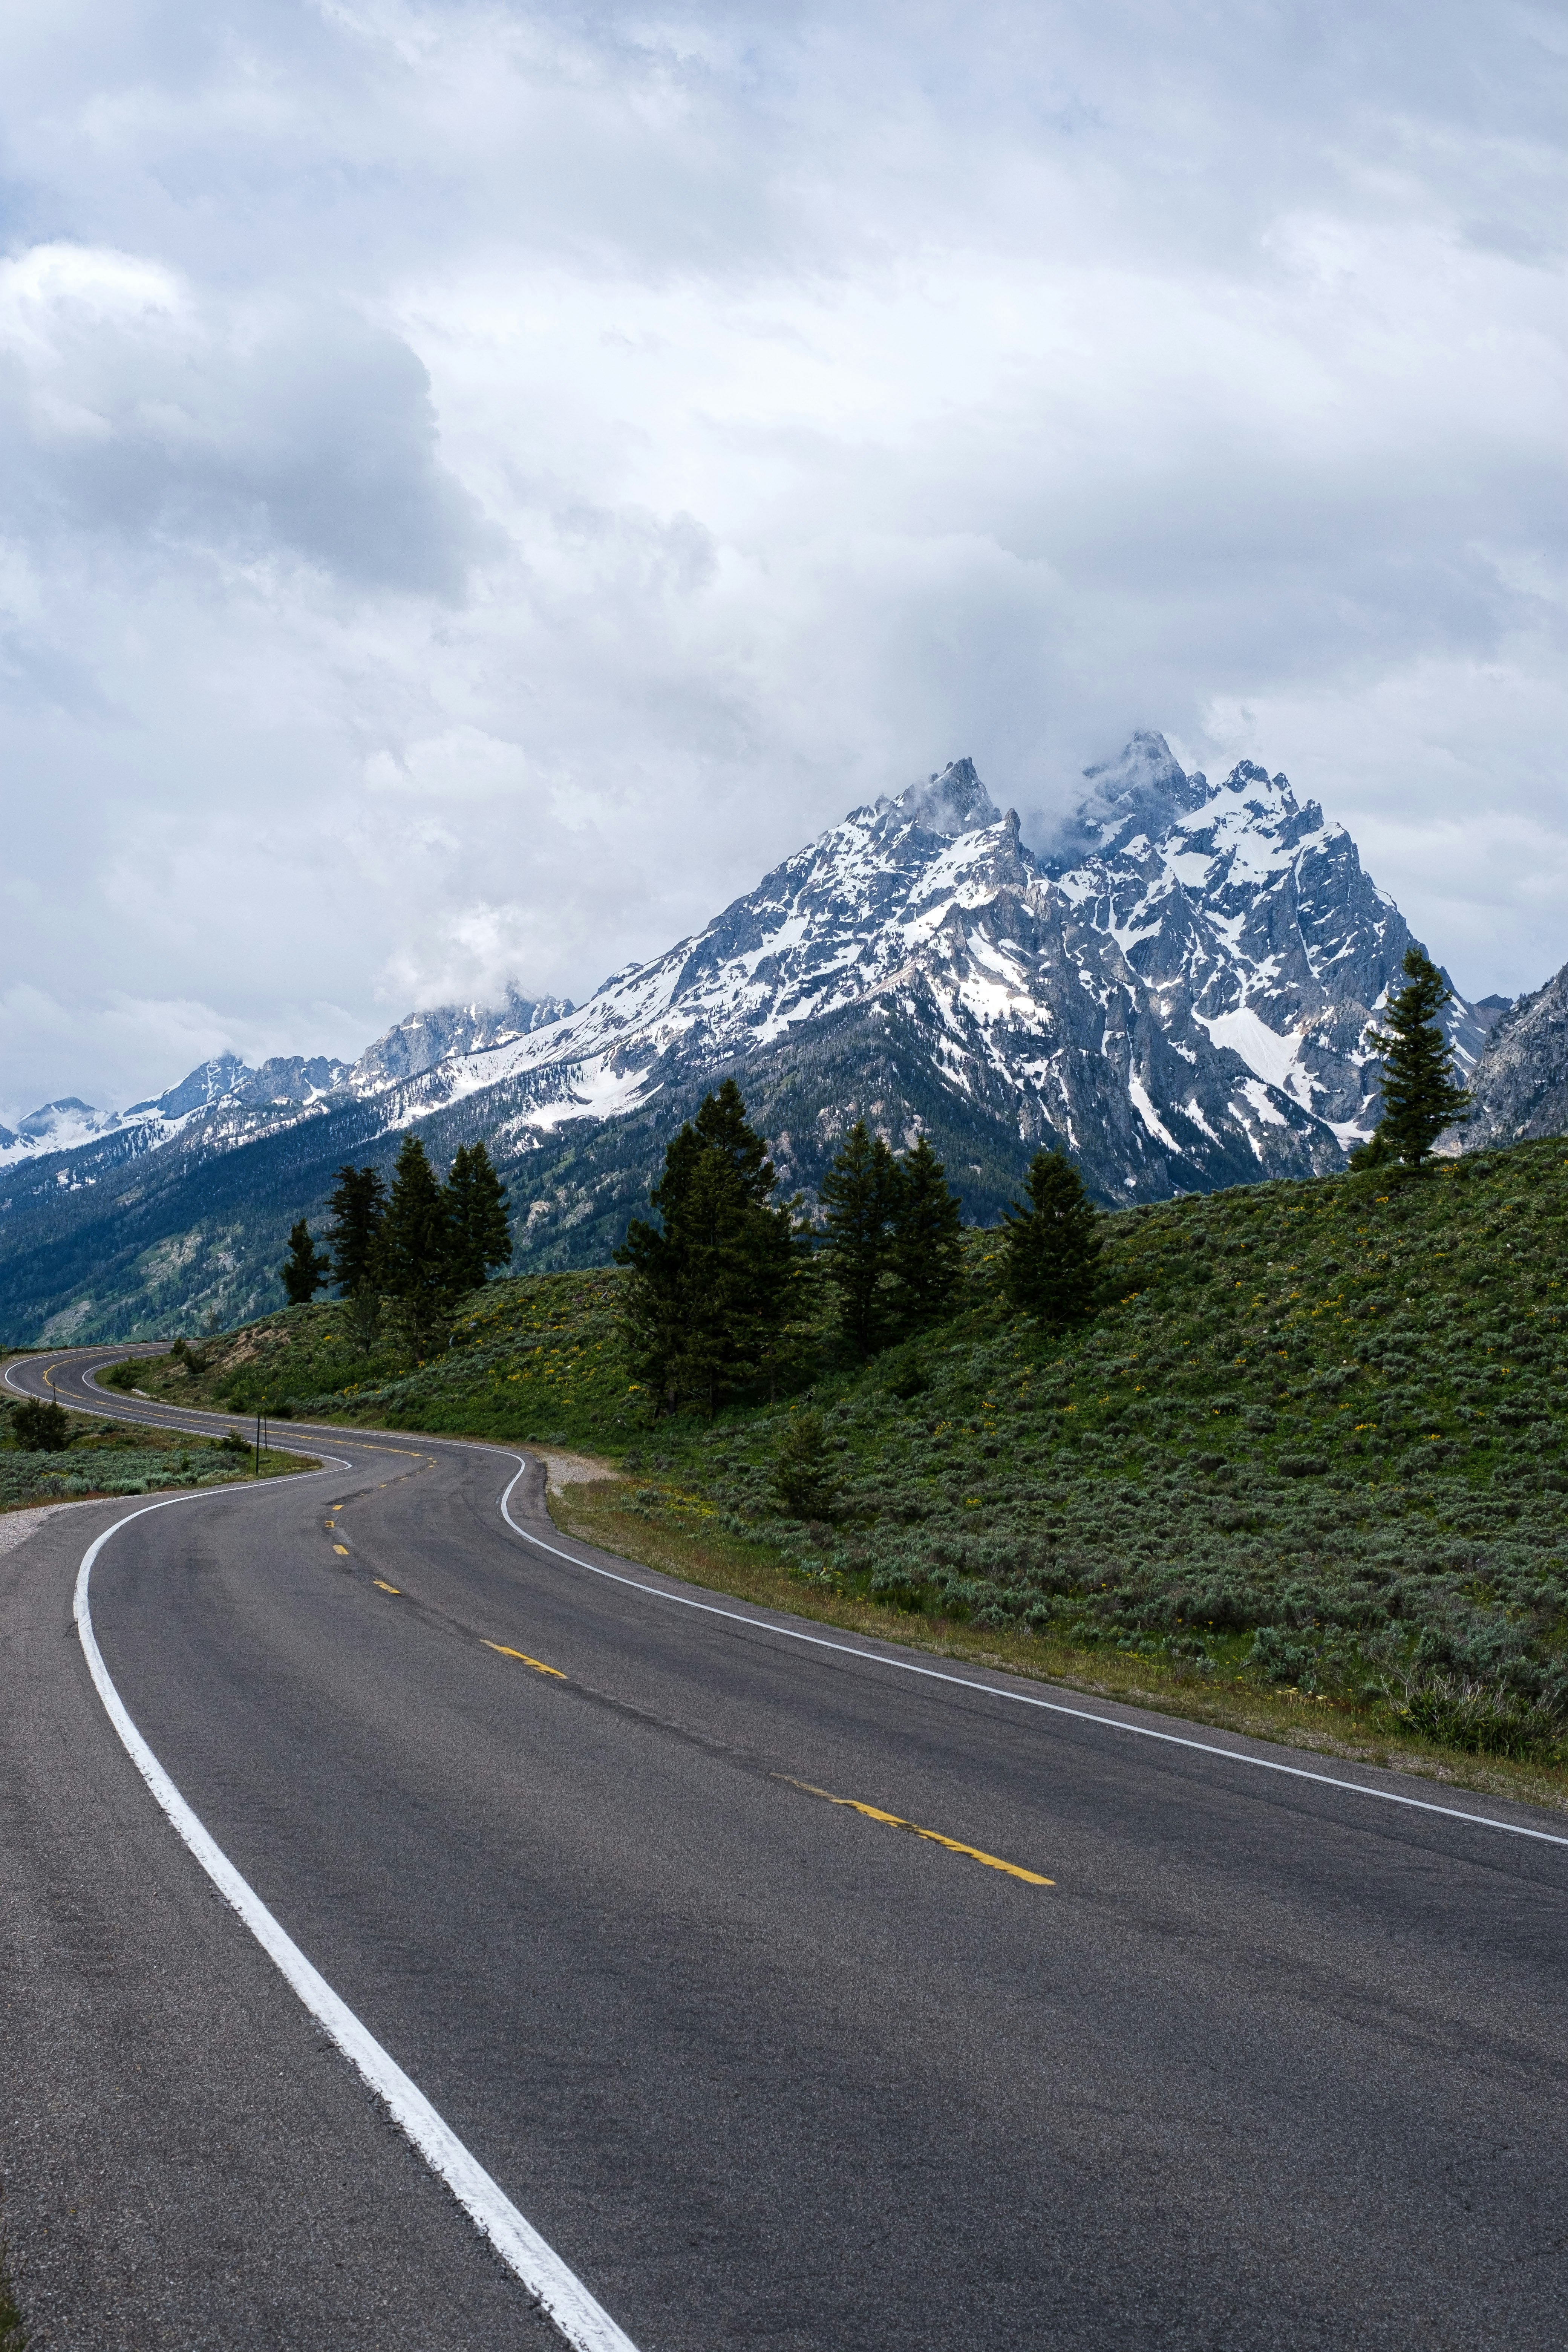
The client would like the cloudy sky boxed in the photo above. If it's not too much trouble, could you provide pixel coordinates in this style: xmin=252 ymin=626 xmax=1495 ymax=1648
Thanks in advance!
xmin=1 ymin=0 xmax=1563 ymax=1119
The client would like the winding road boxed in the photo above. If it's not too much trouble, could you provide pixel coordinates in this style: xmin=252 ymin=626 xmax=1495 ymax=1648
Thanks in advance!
xmin=2 ymin=1344 xmax=1565 ymax=2350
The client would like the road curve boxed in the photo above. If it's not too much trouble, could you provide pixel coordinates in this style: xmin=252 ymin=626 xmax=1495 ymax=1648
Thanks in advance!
xmin=2 ymin=1343 xmax=1565 ymax=2350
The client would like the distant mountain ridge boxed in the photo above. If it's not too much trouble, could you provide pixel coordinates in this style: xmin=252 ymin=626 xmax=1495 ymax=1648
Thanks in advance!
xmin=1462 ymin=962 xmax=1568 ymax=1147
xmin=0 ymin=734 xmax=1529 ymax=1342
xmin=0 ymin=1052 xmax=349 ymax=1166
xmin=0 ymin=1000 xmax=573 ymax=1171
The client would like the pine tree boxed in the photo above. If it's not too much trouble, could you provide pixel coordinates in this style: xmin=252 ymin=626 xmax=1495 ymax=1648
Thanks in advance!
xmin=446 ymin=1141 xmax=513 ymax=1292
xmin=888 ymin=1133 xmax=963 ymax=1332
xmin=326 ymin=1165 xmax=387 ymax=1295
xmin=281 ymin=1218 xmax=331 ymax=1305
xmin=1364 ymin=947 xmax=1472 ymax=1167
xmin=821 ymin=1121 xmax=901 ymax=1356
xmin=770 ymin=1410 xmax=837 ymax=1520
xmin=1000 ymin=1149 xmax=1102 ymax=1327
xmin=617 ymin=1123 xmax=702 ymax=1406
xmin=616 ymin=1082 xmax=802 ymax=1412
xmin=376 ymin=1133 xmax=453 ymax=1350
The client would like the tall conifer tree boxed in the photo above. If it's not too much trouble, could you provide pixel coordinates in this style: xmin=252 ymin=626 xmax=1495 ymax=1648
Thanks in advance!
xmin=326 ymin=1165 xmax=387 ymax=1294
xmin=617 ymin=1081 xmax=801 ymax=1412
xmin=281 ymin=1218 xmax=331 ymax=1305
xmin=1363 ymin=947 xmax=1472 ymax=1167
xmin=446 ymin=1142 xmax=513 ymax=1291
xmin=821 ymin=1121 xmax=900 ymax=1356
xmin=1000 ymin=1149 xmax=1102 ymax=1327
xmin=377 ymin=1134 xmax=453 ymax=1349
xmin=888 ymin=1133 xmax=963 ymax=1332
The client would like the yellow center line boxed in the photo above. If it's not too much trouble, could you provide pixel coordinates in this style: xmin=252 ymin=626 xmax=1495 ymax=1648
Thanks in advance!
xmin=332 ymin=1544 xmax=350 ymax=1556
xmin=373 ymin=1579 xmax=401 ymax=1595
xmin=781 ymin=1778 xmax=1052 ymax=1885
xmin=482 ymin=1640 xmax=567 ymax=1680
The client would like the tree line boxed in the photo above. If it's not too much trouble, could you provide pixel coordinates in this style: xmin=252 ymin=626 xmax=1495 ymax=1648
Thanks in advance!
xmin=614 ymin=959 xmax=1472 ymax=1416
xmin=616 ymin=1076 xmax=1103 ymax=1415
xmin=281 ymin=1134 xmax=512 ymax=1346
xmin=274 ymin=950 xmax=1465 ymax=1387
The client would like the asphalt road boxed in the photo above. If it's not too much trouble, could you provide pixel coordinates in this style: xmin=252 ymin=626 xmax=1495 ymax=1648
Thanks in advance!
xmin=2 ymin=1344 xmax=1565 ymax=2350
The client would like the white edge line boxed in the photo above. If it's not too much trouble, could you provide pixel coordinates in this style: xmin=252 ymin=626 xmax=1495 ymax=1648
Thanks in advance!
xmin=496 ymin=1464 xmax=1568 ymax=1852
xmin=71 ymin=1484 xmax=639 ymax=2352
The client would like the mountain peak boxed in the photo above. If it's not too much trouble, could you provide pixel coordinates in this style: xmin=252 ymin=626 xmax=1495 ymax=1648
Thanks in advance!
xmin=1041 ymin=732 xmax=1211 ymax=869
xmin=17 ymin=1095 xmax=98 ymax=1135
xmin=893 ymin=758 xmax=1002 ymax=837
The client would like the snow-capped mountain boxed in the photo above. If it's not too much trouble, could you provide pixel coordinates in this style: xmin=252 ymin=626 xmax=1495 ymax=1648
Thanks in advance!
xmin=352 ymin=734 xmax=1480 ymax=1202
xmin=0 ymin=1052 xmax=349 ymax=1170
xmin=346 ymin=988 xmax=573 ymax=1095
xmin=0 ymin=734 xmax=1508 ymax=1341
xmin=0 ymin=995 xmax=574 ymax=1174
xmin=1044 ymin=732 xmax=1492 ymax=1136
xmin=0 ymin=1098 xmax=123 ymax=1158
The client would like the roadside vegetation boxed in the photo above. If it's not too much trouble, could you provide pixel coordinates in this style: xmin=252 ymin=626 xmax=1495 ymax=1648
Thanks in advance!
xmin=121 ymin=969 xmax=1568 ymax=1795
xmin=0 ymin=1390 xmax=310 ymax=1511
xmin=129 ymin=1125 xmax=1568 ymax=1790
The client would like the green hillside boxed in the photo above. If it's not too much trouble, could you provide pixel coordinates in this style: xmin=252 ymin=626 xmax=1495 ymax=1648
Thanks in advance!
xmin=132 ymin=1135 xmax=1568 ymax=1775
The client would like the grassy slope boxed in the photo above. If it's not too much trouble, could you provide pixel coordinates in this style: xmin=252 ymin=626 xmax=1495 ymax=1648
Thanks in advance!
xmin=0 ymin=1389 xmax=313 ymax=1511
xmin=133 ymin=1135 xmax=1568 ymax=1792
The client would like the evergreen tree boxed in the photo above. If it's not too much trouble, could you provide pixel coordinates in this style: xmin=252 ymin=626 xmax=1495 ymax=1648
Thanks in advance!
xmin=281 ymin=1218 xmax=331 ymax=1305
xmin=999 ymin=1149 xmax=1102 ymax=1327
xmin=617 ymin=1122 xmax=703 ymax=1406
xmin=326 ymin=1164 xmax=387 ymax=1295
xmin=376 ymin=1133 xmax=453 ymax=1350
xmin=821 ymin=1121 xmax=900 ymax=1356
xmin=616 ymin=1081 xmax=801 ymax=1412
xmin=888 ymin=1133 xmax=963 ymax=1332
xmin=770 ymin=1410 xmax=837 ymax=1520
xmin=1364 ymin=947 xmax=1472 ymax=1167
xmin=446 ymin=1141 xmax=513 ymax=1291
xmin=342 ymin=1285 xmax=382 ymax=1356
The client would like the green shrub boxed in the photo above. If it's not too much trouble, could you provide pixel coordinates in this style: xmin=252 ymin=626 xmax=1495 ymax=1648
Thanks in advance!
xmin=1398 ymin=1677 xmax=1562 ymax=1763
xmin=770 ymin=1412 xmax=838 ymax=1520
xmin=11 ymin=1398 xmax=70 ymax=1451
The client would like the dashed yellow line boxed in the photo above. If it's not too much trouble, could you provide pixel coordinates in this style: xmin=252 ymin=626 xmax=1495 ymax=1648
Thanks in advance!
xmin=483 ymin=1640 xmax=567 ymax=1680
xmin=333 ymin=1544 xmax=349 ymax=1556
xmin=373 ymin=1579 xmax=401 ymax=1595
xmin=781 ymin=1778 xmax=1052 ymax=1885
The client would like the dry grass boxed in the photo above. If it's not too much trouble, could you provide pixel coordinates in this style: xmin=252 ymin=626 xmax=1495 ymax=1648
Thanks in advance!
xmin=552 ymin=1477 xmax=1568 ymax=1819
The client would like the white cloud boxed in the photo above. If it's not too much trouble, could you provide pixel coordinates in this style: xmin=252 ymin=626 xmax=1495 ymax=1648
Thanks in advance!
xmin=0 ymin=0 xmax=1563 ymax=1112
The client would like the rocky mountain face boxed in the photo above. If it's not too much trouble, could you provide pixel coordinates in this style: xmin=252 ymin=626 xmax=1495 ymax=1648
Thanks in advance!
xmin=0 ymin=737 xmax=1508 ymax=1339
xmin=365 ymin=737 xmax=1482 ymax=1206
xmin=0 ymin=1051 xmax=350 ymax=1168
xmin=0 ymin=994 xmax=570 ymax=1172
xmin=1463 ymin=962 xmax=1568 ymax=1146
xmin=345 ymin=989 xmax=573 ymax=1094
xmin=1044 ymin=733 xmax=1491 ymax=1132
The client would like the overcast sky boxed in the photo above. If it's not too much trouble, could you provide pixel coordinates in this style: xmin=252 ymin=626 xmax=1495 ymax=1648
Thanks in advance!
xmin=1 ymin=0 xmax=1563 ymax=1119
